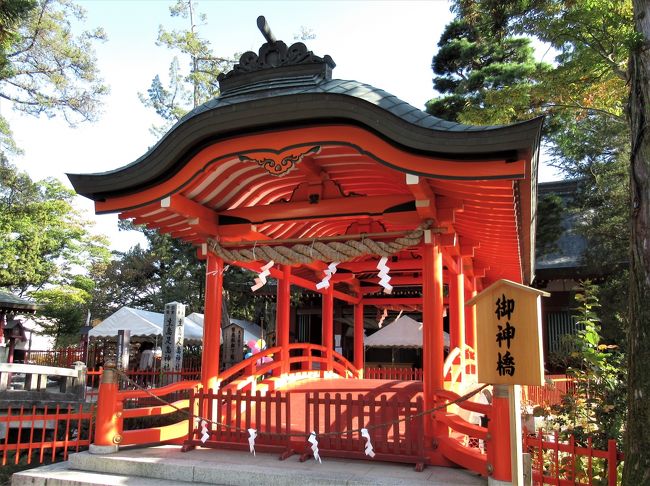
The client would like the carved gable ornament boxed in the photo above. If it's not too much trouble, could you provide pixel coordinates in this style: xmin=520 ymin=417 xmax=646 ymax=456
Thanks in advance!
xmin=239 ymin=146 xmax=321 ymax=177
xmin=217 ymin=16 xmax=335 ymax=94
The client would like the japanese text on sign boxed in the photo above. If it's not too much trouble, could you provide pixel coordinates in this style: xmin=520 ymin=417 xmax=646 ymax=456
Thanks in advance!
xmin=495 ymin=293 xmax=517 ymax=377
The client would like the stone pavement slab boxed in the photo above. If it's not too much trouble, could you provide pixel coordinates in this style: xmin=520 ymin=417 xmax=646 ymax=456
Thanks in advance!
xmin=13 ymin=445 xmax=487 ymax=485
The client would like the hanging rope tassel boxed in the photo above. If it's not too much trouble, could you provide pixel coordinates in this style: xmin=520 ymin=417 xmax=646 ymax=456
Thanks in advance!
xmin=200 ymin=419 xmax=210 ymax=444
xmin=248 ymin=428 xmax=257 ymax=455
xmin=308 ymin=432 xmax=322 ymax=463
xmin=360 ymin=428 xmax=376 ymax=458
xmin=251 ymin=260 xmax=274 ymax=291
xmin=377 ymin=256 xmax=393 ymax=294
xmin=316 ymin=262 xmax=339 ymax=289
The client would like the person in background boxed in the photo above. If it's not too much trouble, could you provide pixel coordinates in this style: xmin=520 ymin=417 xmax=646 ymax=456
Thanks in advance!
xmin=138 ymin=342 xmax=155 ymax=387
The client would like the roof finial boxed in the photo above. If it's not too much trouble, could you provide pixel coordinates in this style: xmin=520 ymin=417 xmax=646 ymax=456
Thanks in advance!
xmin=257 ymin=16 xmax=276 ymax=44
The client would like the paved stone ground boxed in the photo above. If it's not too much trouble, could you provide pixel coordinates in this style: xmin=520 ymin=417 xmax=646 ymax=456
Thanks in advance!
xmin=12 ymin=445 xmax=487 ymax=485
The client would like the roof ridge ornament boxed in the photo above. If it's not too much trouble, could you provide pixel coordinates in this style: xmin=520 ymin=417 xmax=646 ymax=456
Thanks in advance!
xmin=217 ymin=16 xmax=335 ymax=94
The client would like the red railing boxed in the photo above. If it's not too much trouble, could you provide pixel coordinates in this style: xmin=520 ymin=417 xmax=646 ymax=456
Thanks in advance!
xmin=116 ymin=379 xmax=200 ymax=446
xmin=436 ymin=388 xmax=490 ymax=476
xmin=25 ymin=348 xmax=84 ymax=368
xmin=216 ymin=342 xmax=360 ymax=391
xmin=525 ymin=429 xmax=623 ymax=485
xmin=183 ymin=388 xmax=292 ymax=457
xmin=523 ymin=375 xmax=577 ymax=408
xmin=0 ymin=403 xmax=95 ymax=466
xmin=302 ymin=391 xmax=427 ymax=469
xmin=363 ymin=367 xmax=423 ymax=381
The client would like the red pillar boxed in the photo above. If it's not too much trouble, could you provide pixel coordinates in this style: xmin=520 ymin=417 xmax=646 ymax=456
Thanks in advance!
xmin=465 ymin=279 xmax=477 ymax=351
xmin=91 ymin=365 xmax=121 ymax=453
xmin=354 ymin=302 xmax=364 ymax=377
xmin=449 ymin=257 xmax=465 ymax=364
xmin=449 ymin=256 xmax=465 ymax=351
xmin=422 ymin=234 xmax=445 ymax=441
xmin=277 ymin=264 xmax=291 ymax=375
xmin=202 ymin=253 xmax=223 ymax=391
xmin=487 ymin=385 xmax=514 ymax=482
xmin=322 ymin=285 xmax=334 ymax=372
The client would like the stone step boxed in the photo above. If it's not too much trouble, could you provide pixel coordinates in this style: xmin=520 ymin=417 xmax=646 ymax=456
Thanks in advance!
xmin=11 ymin=461 xmax=202 ymax=486
xmin=13 ymin=445 xmax=486 ymax=486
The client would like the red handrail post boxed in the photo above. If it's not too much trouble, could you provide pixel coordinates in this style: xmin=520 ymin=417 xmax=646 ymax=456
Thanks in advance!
xmin=487 ymin=384 xmax=513 ymax=482
xmin=89 ymin=364 xmax=122 ymax=454
xmin=322 ymin=286 xmax=334 ymax=373
xmin=277 ymin=264 xmax=291 ymax=376
xmin=607 ymin=439 xmax=618 ymax=486
xmin=353 ymin=302 xmax=364 ymax=377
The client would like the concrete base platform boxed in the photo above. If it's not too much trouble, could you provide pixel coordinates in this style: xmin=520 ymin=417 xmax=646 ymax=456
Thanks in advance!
xmin=12 ymin=445 xmax=487 ymax=486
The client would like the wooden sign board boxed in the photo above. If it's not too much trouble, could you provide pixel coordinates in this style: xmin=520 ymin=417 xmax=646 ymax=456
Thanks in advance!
xmin=467 ymin=280 xmax=549 ymax=386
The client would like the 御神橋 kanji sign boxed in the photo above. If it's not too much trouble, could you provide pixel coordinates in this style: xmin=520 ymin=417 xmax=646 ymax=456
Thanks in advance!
xmin=467 ymin=280 xmax=549 ymax=386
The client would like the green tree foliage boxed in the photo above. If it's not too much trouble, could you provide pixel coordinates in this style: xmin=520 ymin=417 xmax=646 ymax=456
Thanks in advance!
xmin=431 ymin=0 xmax=632 ymax=342
xmin=139 ymin=0 xmax=232 ymax=136
xmin=0 ymin=156 xmax=110 ymax=295
xmin=0 ymin=0 xmax=34 ymax=61
xmin=31 ymin=279 xmax=91 ymax=346
xmin=536 ymin=192 xmax=564 ymax=257
xmin=426 ymin=5 xmax=550 ymax=124
xmin=0 ymin=0 xmax=108 ymax=152
xmin=90 ymin=222 xmax=258 ymax=322
xmin=549 ymin=282 xmax=626 ymax=449
xmin=90 ymin=225 xmax=206 ymax=317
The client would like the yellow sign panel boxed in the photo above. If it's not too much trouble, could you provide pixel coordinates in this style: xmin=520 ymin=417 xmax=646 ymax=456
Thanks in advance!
xmin=467 ymin=280 xmax=549 ymax=386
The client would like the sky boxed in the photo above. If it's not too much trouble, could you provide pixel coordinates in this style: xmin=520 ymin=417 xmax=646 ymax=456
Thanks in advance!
xmin=4 ymin=0 xmax=561 ymax=252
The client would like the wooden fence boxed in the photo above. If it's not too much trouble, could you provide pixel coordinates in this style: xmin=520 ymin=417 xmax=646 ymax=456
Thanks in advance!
xmin=183 ymin=388 xmax=293 ymax=457
xmin=524 ymin=429 xmax=623 ymax=486
xmin=523 ymin=375 xmax=576 ymax=408
xmin=364 ymin=367 xmax=423 ymax=381
xmin=24 ymin=348 xmax=85 ymax=368
xmin=302 ymin=391 xmax=427 ymax=469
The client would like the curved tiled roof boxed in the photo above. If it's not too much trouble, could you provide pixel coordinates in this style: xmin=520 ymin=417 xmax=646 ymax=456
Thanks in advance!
xmin=68 ymin=72 xmax=542 ymax=200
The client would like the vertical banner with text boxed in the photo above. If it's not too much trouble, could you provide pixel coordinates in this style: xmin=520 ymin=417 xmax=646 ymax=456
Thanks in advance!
xmin=162 ymin=302 xmax=186 ymax=372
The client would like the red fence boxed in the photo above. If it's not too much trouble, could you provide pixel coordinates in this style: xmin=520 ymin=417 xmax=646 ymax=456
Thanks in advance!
xmin=523 ymin=375 xmax=576 ymax=408
xmin=364 ymin=367 xmax=423 ymax=381
xmin=24 ymin=348 xmax=85 ymax=368
xmin=183 ymin=388 xmax=292 ymax=457
xmin=525 ymin=429 xmax=623 ymax=486
xmin=0 ymin=404 xmax=95 ymax=467
xmin=303 ymin=391 xmax=427 ymax=469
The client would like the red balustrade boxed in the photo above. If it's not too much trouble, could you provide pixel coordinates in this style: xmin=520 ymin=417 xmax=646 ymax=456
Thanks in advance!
xmin=0 ymin=403 xmax=95 ymax=466
xmin=524 ymin=429 xmax=623 ymax=486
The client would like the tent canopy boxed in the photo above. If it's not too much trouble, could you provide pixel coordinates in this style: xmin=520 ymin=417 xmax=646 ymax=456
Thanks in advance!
xmin=88 ymin=307 xmax=205 ymax=343
xmin=88 ymin=307 xmax=262 ymax=345
xmin=364 ymin=315 xmax=450 ymax=348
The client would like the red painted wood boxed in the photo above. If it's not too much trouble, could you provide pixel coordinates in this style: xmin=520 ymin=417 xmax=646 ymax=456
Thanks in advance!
xmin=465 ymin=284 xmax=477 ymax=351
xmin=202 ymin=253 xmax=223 ymax=391
xmin=487 ymin=389 xmax=512 ymax=482
xmin=322 ymin=286 xmax=334 ymax=372
xmin=277 ymin=265 xmax=291 ymax=376
xmin=449 ymin=255 xmax=465 ymax=350
xmin=354 ymin=303 xmax=364 ymax=375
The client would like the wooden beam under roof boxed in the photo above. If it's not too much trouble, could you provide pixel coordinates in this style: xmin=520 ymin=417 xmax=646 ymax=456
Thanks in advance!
xmin=218 ymin=194 xmax=414 ymax=225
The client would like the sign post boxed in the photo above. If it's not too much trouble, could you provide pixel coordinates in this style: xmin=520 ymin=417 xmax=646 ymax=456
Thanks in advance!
xmin=162 ymin=302 xmax=186 ymax=383
xmin=467 ymin=279 xmax=549 ymax=485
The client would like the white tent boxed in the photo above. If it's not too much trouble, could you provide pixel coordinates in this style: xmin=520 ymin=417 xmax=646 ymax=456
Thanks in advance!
xmin=88 ymin=307 xmax=205 ymax=343
xmin=364 ymin=315 xmax=450 ymax=348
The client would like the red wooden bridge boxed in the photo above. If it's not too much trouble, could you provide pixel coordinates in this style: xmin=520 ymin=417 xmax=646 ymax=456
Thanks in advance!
xmin=92 ymin=342 xmax=498 ymax=477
